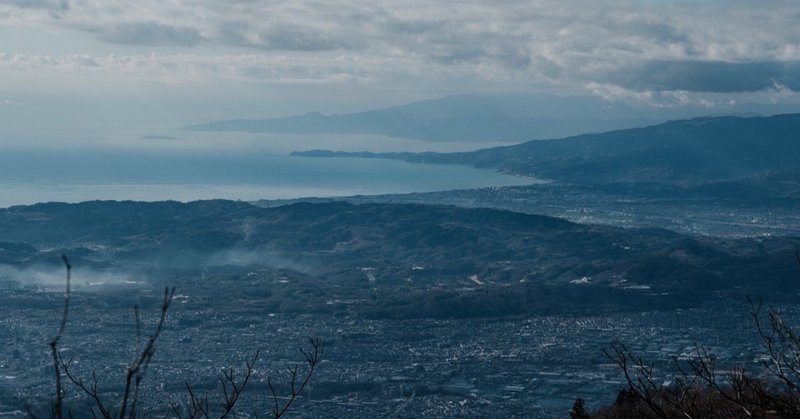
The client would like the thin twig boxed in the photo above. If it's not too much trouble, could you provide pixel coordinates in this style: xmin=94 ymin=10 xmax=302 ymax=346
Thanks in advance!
xmin=49 ymin=254 xmax=72 ymax=419
xmin=220 ymin=350 xmax=260 ymax=418
xmin=268 ymin=338 xmax=322 ymax=419
xmin=119 ymin=287 xmax=175 ymax=419
xmin=57 ymin=355 xmax=111 ymax=419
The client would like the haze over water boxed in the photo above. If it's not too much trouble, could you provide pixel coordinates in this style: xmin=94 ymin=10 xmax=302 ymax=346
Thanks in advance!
xmin=0 ymin=133 xmax=538 ymax=207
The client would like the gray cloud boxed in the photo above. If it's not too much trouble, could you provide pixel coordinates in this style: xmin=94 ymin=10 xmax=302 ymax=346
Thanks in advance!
xmin=253 ymin=25 xmax=363 ymax=51
xmin=95 ymin=21 xmax=205 ymax=46
xmin=2 ymin=0 xmax=800 ymax=110
xmin=609 ymin=60 xmax=800 ymax=93
xmin=0 ymin=0 xmax=68 ymax=10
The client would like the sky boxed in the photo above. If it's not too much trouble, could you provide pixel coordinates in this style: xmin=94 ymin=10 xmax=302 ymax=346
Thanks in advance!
xmin=1 ymin=0 xmax=799 ymax=149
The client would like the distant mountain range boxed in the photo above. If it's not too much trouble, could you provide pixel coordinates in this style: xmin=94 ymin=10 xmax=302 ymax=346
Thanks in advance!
xmin=185 ymin=93 xmax=800 ymax=142
xmin=295 ymin=113 xmax=800 ymax=186
xmin=1 ymin=200 xmax=797 ymax=318
xmin=184 ymin=94 xmax=658 ymax=141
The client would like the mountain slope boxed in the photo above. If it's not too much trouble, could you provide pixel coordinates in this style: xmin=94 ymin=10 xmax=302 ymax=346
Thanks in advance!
xmin=296 ymin=113 xmax=800 ymax=184
xmin=1 ymin=200 xmax=798 ymax=317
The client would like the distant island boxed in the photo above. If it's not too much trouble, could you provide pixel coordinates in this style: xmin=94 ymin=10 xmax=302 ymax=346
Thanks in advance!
xmin=140 ymin=135 xmax=182 ymax=140
xmin=184 ymin=93 xmax=659 ymax=141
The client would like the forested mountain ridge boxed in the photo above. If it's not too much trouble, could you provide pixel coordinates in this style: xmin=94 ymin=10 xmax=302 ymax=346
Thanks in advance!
xmin=1 ymin=200 xmax=797 ymax=317
xmin=295 ymin=113 xmax=800 ymax=185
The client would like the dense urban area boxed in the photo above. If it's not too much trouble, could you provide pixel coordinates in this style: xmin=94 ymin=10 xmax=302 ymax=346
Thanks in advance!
xmin=0 ymin=272 xmax=794 ymax=417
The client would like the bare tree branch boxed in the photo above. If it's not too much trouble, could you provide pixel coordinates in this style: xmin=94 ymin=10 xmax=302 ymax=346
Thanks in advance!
xmin=267 ymin=338 xmax=322 ymax=419
xmin=604 ymin=341 xmax=671 ymax=419
xmin=45 ymin=256 xmax=322 ymax=419
xmin=119 ymin=286 xmax=175 ymax=419
xmin=49 ymin=254 xmax=72 ymax=419
xmin=171 ymin=381 xmax=210 ymax=419
xmin=220 ymin=350 xmax=260 ymax=418
xmin=57 ymin=355 xmax=112 ymax=419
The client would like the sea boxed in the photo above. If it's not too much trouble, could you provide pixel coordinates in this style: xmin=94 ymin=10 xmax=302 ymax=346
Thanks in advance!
xmin=0 ymin=132 xmax=541 ymax=207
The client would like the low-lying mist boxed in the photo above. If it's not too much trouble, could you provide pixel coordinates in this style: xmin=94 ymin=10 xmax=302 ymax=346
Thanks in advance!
xmin=0 ymin=248 xmax=314 ymax=293
xmin=0 ymin=263 xmax=146 ymax=291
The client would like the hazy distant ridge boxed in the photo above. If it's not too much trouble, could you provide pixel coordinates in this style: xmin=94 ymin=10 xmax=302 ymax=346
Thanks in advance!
xmin=184 ymin=94 xmax=655 ymax=141
xmin=294 ymin=113 xmax=800 ymax=184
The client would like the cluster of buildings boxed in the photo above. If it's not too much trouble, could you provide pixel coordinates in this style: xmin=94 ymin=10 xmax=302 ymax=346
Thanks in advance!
xmin=0 ymin=283 xmax=782 ymax=417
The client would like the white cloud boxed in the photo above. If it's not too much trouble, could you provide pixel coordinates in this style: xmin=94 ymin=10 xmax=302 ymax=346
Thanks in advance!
xmin=0 ymin=0 xmax=68 ymax=11
xmin=0 ymin=98 xmax=26 ymax=106
xmin=1 ymin=0 xmax=799 ymax=109
xmin=93 ymin=21 xmax=205 ymax=46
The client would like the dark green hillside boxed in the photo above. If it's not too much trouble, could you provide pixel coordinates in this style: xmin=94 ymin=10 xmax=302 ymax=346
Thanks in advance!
xmin=0 ymin=200 xmax=797 ymax=317
xmin=295 ymin=114 xmax=800 ymax=184
xmin=411 ymin=114 xmax=800 ymax=183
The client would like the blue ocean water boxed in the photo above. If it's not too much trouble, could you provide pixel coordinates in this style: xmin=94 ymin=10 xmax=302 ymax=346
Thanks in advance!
xmin=0 ymin=151 xmax=540 ymax=207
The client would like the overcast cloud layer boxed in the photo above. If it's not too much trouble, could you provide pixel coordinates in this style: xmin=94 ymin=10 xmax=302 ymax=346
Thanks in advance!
xmin=0 ymin=0 xmax=799 ymax=144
